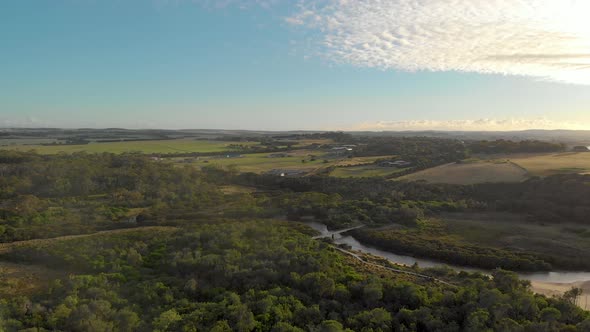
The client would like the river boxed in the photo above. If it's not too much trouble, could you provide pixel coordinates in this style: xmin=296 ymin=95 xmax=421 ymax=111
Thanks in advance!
xmin=305 ymin=222 xmax=590 ymax=284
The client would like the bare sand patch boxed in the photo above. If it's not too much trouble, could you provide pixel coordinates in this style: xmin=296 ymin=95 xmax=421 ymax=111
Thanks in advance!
xmin=531 ymin=280 xmax=590 ymax=310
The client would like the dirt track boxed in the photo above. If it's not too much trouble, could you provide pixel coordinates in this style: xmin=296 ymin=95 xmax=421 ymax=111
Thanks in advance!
xmin=0 ymin=226 xmax=178 ymax=254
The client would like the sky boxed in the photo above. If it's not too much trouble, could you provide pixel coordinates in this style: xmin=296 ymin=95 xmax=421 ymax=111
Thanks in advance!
xmin=1 ymin=0 xmax=589 ymax=131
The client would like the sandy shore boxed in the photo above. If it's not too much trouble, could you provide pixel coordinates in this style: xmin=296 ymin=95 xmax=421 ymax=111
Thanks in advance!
xmin=531 ymin=280 xmax=590 ymax=310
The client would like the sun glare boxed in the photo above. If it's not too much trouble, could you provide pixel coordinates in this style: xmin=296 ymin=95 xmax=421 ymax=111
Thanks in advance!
xmin=507 ymin=0 xmax=590 ymax=84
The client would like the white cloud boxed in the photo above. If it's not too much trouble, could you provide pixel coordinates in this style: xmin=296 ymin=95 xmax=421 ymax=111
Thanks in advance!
xmin=287 ymin=0 xmax=590 ymax=84
xmin=352 ymin=118 xmax=590 ymax=131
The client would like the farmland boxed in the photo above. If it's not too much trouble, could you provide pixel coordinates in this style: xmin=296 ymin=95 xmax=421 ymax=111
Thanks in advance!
xmin=398 ymin=151 xmax=590 ymax=184
xmin=331 ymin=165 xmax=407 ymax=178
xmin=185 ymin=152 xmax=327 ymax=173
xmin=506 ymin=152 xmax=590 ymax=176
xmin=398 ymin=160 xmax=528 ymax=184
xmin=0 ymin=139 xmax=259 ymax=154
xmin=185 ymin=152 xmax=395 ymax=175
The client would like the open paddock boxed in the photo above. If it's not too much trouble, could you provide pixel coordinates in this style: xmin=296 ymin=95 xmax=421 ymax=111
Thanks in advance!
xmin=188 ymin=153 xmax=395 ymax=175
xmin=0 ymin=139 xmax=260 ymax=154
xmin=331 ymin=165 xmax=407 ymax=178
xmin=505 ymin=152 xmax=590 ymax=176
xmin=188 ymin=152 xmax=326 ymax=174
xmin=398 ymin=160 xmax=528 ymax=184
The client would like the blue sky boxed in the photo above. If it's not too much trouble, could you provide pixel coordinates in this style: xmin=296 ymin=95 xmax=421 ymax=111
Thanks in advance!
xmin=1 ymin=0 xmax=589 ymax=130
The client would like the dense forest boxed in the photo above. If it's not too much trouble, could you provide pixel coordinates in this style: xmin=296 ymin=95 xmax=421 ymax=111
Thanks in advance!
xmin=1 ymin=151 xmax=589 ymax=331
xmin=312 ymin=133 xmax=566 ymax=156
xmin=467 ymin=140 xmax=566 ymax=154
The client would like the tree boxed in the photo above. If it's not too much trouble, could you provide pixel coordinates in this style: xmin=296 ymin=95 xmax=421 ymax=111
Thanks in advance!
xmin=319 ymin=320 xmax=346 ymax=332
xmin=153 ymin=309 xmax=182 ymax=332
xmin=464 ymin=309 xmax=491 ymax=332
xmin=563 ymin=287 xmax=583 ymax=306
xmin=114 ymin=308 xmax=140 ymax=332
xmin=210 ymin=320 xmax=232 ymax=332
xmin=271 ymin=322 xmax=305 ymax=332
xmin=540 ymin=307 xmax=561 ymax=322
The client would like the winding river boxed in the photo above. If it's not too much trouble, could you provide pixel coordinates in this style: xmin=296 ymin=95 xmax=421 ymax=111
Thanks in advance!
xmin=305 ymin=222 xmax=590 ymax=284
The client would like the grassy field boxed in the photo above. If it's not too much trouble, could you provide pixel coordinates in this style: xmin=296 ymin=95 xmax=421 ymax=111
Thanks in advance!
xmin=504 ymin=152 xmax=590 ymax=176
xmin=181 ymin=151 xmax=395 ymax=175
xmin=330 ymin=156 xmax=394 ymax=167
xmin=397 ymin=152 xmax=590 ymax=185
xmin=292 ymin=138 xmax=334 ymax=147
xmin=398 ymin=160 xmax=528 ymax=184
xmin=183 ymin=152 xmax=327 ymax=173
xmin=0 ymin=138 xmax=62 ymax=146
xmin=331 ymin=165 xmax=407 ymax=178
xmin=0 ymin=139 xmax=259 ymax=154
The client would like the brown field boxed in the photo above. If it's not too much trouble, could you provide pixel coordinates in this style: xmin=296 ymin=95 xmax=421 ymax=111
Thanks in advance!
xmin=398 ymin=152 xmax=590 ymax=185
xmin=398 ymin=161 xmax=528 ymax=184
xmin=504 ymin=152 xmax=590 ymax=176
xmin=331 ymin=165 xmax=406 ymax=178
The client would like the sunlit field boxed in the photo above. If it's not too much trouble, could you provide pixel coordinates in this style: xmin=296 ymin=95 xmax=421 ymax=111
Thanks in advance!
xmin=0 ymin=139 xmax=259 ymax=154
xmin=398 ymin=160 xmax=529 ymax=184
xmin=506 ymin=152 xmax=590 ymax=176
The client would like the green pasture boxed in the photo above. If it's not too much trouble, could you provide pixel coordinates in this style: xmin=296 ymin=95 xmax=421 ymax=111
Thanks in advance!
xmin=187 ymin=153 xmax=327 ymax=173
xmin=0 ymin=139 xmax=259 ymax=154
xmin=188 ymin=153 xmax=398 ymax=175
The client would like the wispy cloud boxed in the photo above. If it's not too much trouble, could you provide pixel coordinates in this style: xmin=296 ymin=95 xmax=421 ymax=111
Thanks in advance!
xmin=352 ymin=118 xmax=590 ymax=131
xmin=287 ymin=0 xmax=590 ymax=84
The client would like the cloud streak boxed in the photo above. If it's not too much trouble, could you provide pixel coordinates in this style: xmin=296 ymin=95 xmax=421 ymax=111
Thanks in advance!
xmin=287 ymin=0 xmax=590 ymax=84
xmin=353 ymin=118 xmax=590 ymax=131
